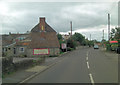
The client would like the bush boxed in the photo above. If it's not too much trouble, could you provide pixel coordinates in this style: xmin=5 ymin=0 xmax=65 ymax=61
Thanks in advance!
xmin=106 ymin=44 xmax=111 ymax=51
xmin=67 ymin=39 xmax=77 ymax=49
xmin=67 ymin=47 xmax=75 ymax=51
xmin=49 ymin=55 xmax=59 ymax=57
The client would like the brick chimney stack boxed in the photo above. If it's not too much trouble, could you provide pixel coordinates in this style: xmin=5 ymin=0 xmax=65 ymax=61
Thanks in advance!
xmin=39 ymin=17 xmax=45 ymax=32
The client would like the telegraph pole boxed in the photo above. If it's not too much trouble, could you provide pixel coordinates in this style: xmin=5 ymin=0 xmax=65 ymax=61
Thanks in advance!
xmin=70 ymin=21 xmax=72 ymax=37
xmin=102 ymin=30 xmax=105 ymax=47
xmin=103 ymin=30 xmax=104 ymax=40
xmin=118 ymin=1 xmax=120 ymax=54
xmin=90 ymin=34 xmax=91 ymax=41
xmin=108 ymin=13 xmax=110 ymax=41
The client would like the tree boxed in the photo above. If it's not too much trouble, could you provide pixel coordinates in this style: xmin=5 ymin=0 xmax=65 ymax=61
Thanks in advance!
xmin=57 ymin=33 xmax=62 ymax=40
xmin=57 ymin=33 xmax=65 ymax=49
xmin=110 ymin=28 xmax=116 ymax=40
xmin=110 ymin=27 xmax=120 ymax=40
xmin=67 ymin=39 xmax=77 ymax=49
xmin=114 ymin=27 xmax=120 ymax=40
xmin=72 ymin=32 xmax=85 ymax=45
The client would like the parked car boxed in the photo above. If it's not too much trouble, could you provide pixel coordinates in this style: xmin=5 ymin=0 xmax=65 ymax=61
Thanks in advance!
xmin=94 ymin=45 xmax=99 ymax=49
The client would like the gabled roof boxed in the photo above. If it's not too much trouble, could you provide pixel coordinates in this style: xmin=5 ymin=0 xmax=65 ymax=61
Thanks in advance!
xmin=31 ymin=22 xmax=56 ymax=33
xmin=15 ymin=42 xmax=30 ymax=46
xmin=2 ymin=35 xmax=13 ymax=46
xmin=10 ymin=34 xmax=29 ymax=39
xmin=2 ymin=34 xmax=29 ymax=46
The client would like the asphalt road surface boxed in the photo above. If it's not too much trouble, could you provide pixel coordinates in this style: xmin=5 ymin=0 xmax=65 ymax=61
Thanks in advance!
xmin=26 ymin=47 xmax=118 ymax=83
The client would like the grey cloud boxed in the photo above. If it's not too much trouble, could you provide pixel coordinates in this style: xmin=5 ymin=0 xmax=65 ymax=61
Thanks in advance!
xmin=1 ymin=2 xmax=118 ymax=37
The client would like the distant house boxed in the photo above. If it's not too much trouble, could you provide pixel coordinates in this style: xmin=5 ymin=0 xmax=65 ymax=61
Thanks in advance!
xmin=62 ymin=34 xmax=71 ymax=41
xmin=2 ymin=33 xmax=29 ymax=57
xmin=2 ymin=17 xmax=60 ymax=57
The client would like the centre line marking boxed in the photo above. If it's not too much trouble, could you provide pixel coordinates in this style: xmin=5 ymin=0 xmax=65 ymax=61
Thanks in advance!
xmin=86 ymin=52 xmax=88 ymax=57
xmin=87 ymin=61 xmax=90 ymax=69
xmin=86 ymin=57 xmax=88 ymax=61
xmin=89 ymin=73 xmax=95 ymax=85
xmin=86 ymin=51 xmax=89 ymax=61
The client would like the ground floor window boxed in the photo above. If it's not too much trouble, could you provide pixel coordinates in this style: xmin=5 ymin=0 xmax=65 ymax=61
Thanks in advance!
xmin=14 ymin=48 xmax=16 ymax=54
xmin=19 ymin=47 xmax=24 ymax=52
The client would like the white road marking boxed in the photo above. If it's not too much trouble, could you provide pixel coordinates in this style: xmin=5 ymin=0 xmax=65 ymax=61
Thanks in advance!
xmin=87 ymin=61 xmax=90 ymax=69
xmin=86 ymin=51 xmax=94 ymax=84
xmin=89 ymin=73 xmax=95 ymax=85
xmin=86 ymin=51 xmax=89 ymax=61
xmin=86 ymin=57 xmax=88 ymax=61
xmin=86 ymin=52 xmax=88 ymax=57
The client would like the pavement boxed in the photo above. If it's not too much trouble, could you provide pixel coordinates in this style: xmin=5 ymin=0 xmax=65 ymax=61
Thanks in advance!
xmin=100 ymin=47 xmax=118 ymax=62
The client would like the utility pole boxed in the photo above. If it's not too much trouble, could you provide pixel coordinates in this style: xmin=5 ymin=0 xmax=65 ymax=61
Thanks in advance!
xmin=108 ymin=13 xmax=110 ymax=41
xmin=103 ymin=30 xmax=104 ymax=40
xmin=117 ymin=1 xmax=120 ymax=54
xmin=102 ymin=30 xmax=105 ymax=47
xmin=70 ymin=21 xmax=72 ymax=37
xmin=90 ymin=34 xmax=91 ymax=41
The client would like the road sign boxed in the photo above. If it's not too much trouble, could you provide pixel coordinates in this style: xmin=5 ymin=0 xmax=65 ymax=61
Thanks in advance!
xmin=61 ymin=43 xmax=67 ymax=49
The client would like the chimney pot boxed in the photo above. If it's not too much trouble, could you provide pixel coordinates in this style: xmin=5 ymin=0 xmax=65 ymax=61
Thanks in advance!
xmin=40 ymin=17 xmax=45 ymax=23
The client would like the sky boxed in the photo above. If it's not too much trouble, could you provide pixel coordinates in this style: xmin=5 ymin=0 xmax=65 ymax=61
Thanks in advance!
xmin=0 ymin=0 xmax=119 ymax=41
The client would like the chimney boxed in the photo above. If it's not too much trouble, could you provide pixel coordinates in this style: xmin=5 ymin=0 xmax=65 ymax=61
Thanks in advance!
xmin=39 ymin=17 xmax=45 ymax=32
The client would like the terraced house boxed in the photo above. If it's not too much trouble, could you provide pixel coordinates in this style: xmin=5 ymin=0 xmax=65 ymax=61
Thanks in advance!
xmin=2 ymin=17 xmax=60 ymax=57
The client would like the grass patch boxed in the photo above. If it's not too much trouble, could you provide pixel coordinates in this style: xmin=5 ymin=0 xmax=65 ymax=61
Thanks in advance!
xmin=2 ymin=70 xmax=16 ymax=78
xmin=60 ymin=51 xmax=64 ymax=54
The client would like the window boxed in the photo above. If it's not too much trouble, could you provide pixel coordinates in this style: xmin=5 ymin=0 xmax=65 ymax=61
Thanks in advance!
xmin=19 ymin=47 xmax=24 ymax=52
xmin=5 ymin=48 xmax=7 ymax=51
xmin=2 ymin=48 xmax=4 ymax=52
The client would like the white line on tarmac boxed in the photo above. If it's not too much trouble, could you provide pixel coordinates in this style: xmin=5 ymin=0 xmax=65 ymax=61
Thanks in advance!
xmin=89 ymin=73 xmax=95 ymax=85
xmin=86 ymin=52 xmax=88 ymax=57
xmin=86 ymin=57 xmax=88 ymax=61
xmin=87 ymin=61 xmax=90 ymax=69
xmin=86 ymin=51 xmax=89 ymax=61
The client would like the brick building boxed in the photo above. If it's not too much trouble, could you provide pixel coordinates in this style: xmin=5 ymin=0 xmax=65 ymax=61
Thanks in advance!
xmin=26 ymin=17 xmax=60 ymax=57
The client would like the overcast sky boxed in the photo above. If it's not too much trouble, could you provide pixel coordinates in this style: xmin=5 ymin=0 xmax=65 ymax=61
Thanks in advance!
xmin=0 ymin=0 xmax=119 ymax=41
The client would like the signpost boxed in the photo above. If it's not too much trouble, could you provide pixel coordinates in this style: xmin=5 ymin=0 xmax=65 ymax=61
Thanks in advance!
xmin=61 ymin=43 xmax=67 ymax=49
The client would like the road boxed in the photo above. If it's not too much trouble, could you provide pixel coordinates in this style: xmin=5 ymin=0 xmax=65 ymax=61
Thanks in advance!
xmin=26 ymin=47 xmax=118 ymax=83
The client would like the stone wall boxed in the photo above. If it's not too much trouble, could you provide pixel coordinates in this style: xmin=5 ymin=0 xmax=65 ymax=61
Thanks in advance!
xmin=26 ymin=49 xmax=48 ymax=57
xmin=3 ymin=47 xmax=60 ymax=58
xmin=2 ymin=47 xmax=14 ymax=57
xmin=13 ymin=46 xmax=27 ymax=57
xmin=49 ymin=48 xmax=60 ymax=56
xmin=2 ymin=56 xmax=45 ymax=76
xmin=2 ymin=57 xmax=13 ymax=75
